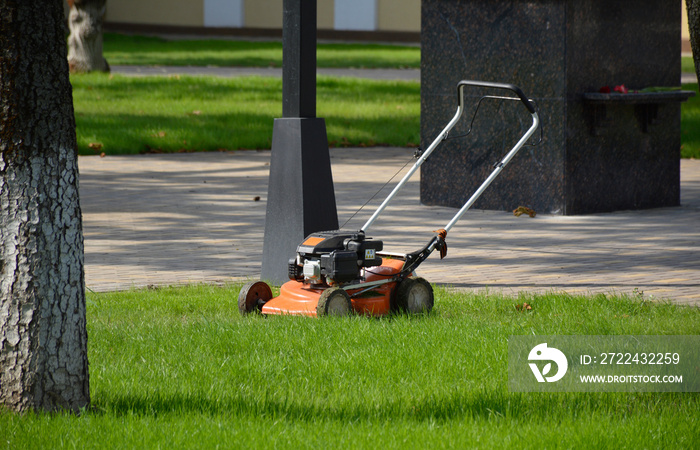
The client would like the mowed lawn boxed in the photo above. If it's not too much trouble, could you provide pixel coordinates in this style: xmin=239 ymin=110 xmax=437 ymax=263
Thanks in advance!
xmin=681 ymin=82 xmax=700 ymax=158
xmin=1 ymin=285 xmax=698 ymax=448
xmin=71 ymin=75 xmax=700 ymax=158
xmin=71 ymin=74 xmax=420 ymax=154
xmin=68 ymin=34 xmax=700 ymax=157
xmin=102 ymin=33 xmax=421 ymax=69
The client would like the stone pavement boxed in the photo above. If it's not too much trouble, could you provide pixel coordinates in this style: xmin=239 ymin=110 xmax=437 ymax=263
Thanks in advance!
xmin=79 ymin=149 xmax=700 ymax=306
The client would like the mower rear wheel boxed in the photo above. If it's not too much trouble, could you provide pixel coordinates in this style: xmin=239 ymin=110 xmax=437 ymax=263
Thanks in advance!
xmin=395 ymin=277 xmax=434 ymax=314
xmin=316 ymin=287 xmax=353 ymax=317
xmin=238 ymin=281 xmax=272 ymax=315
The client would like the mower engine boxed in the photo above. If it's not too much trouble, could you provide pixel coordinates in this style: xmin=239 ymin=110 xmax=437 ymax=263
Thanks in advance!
xmin=288 ymin=230 xmax=383 ymax=285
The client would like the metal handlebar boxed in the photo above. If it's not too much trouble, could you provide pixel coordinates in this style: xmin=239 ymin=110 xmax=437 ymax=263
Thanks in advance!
xmin=360 ymin=80 xmax=539 ymax=233
xmin=457 ymin=80 xmax=537 ymax=114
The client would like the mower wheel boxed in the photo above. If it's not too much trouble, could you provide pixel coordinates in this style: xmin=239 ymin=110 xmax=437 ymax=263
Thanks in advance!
xmin=316 ymin=287 xmax=353 ymax=317
xmin=238 ymin=281 xmax=272 ymax=315
xmin=394 ymin=277 xmax=434 ymax=314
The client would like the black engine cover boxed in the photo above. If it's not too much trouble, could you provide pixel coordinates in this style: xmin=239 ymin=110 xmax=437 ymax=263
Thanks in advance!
xmin=320 ymin=251 xmax=358 ymax=283
xmin=294 ymin=230 xmax=384 ymax=283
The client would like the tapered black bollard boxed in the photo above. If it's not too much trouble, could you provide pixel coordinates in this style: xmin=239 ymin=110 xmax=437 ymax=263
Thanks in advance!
xmin=261 ymin=0 xmax=338 ymax=284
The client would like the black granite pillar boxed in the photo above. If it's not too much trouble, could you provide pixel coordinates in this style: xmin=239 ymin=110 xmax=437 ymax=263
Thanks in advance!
xmin=421 ymin=0 xmax=686 ymax=215
xmin=282 ymin=0 xmax=316 ymax=118
xmin=261 ymin=0 xmax=338 ymax=284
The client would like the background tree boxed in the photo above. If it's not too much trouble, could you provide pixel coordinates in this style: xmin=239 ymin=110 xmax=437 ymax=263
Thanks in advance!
xmin=1 ymin=0 xmax=90 ymax=412
xmin=688 ymin=0 xmax=700 ymax=84
xmin=67 ymin=0 xmax=109 ymax=73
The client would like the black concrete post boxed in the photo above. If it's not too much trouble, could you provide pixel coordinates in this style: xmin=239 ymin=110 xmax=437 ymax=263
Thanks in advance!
xmin=261 ymin=0 xmax=338 ymax=284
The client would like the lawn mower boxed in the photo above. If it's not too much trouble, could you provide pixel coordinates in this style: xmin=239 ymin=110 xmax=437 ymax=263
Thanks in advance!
xmin=239 ymin=80 xmax=540 ymax=317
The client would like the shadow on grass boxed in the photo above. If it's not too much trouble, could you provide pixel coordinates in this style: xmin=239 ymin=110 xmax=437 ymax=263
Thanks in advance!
xmin=93 ymin=389 xmax=695 ymax=421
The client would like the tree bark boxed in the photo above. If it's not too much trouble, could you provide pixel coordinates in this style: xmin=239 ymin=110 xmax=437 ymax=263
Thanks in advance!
xmin=1 ymin=0 xmax=90 ymax=413
xmin=688 ymin=0 xmax=700 ymax=84
xmin=67 ymin=0 xmax=109 ymax=73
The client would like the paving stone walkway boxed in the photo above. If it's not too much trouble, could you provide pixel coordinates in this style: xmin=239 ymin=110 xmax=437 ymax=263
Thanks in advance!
xmin=80 ymin=149 xmax=700 ymax=305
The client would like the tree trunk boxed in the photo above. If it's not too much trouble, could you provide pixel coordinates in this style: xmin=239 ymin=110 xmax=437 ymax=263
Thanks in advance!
xmin=1 ymin=0 xmax=90 ymax=413
xmin=688 ymin=0 xmax=700 ymax=84
xmin=67 ymin=0 xmax=109 ymax=73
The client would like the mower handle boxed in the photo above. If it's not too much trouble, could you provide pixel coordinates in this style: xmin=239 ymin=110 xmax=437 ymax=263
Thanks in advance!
xmin=360 ymin=80 xmax=539 ymax=234
xmin=457 ymin=80 xmax=537 ymax=114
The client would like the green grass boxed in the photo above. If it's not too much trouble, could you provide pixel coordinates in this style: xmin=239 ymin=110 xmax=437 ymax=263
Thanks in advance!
xmin=2 ymin=284 xmax=698 ymax=448
xmin=682 ymin=56 xmax=696 ymax=75
xmin=103 ymin=33 xmax=420 ymax=69
xmin=76 ymin=38 xmax=700 ymax=157
xmin=71 ymin=73 xmax=420 ymax=154
xmin=72 ymin=74 xmax=700 ymax=157
xmin=682 ymin=83 xmax=700 ymax=158
xmin=106 ymin=34 xmax=694 ymax=76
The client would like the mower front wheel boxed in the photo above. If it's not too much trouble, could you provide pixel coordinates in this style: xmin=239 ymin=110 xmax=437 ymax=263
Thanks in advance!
xmin=316 ymin=287 xmax=353 ymax=317
xmin=238 ymin=281 xmax=272 ymax=315
xmin=394 ymin=277 xmax=434 ymax=314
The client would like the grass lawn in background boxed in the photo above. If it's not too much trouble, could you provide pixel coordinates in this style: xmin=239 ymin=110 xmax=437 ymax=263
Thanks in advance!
xmin=681 ymin=83 xmax=700 ymax=158
xmin=71 ymin=75 xmax=700 ymax=157
xmin=81 ymin=36 xmax=700 ymax=156
xmin=682 ymin=56 xmax=696 ymax=75
xmin=1 ymin=284 xmax=698 ymax=447
xmin=103 ymin=33 xmax=420 ymax=69
xmin=106 ymin=34 xmax=695 ymax=76
xmin=71 ymin=74 xmax=420 ymax=155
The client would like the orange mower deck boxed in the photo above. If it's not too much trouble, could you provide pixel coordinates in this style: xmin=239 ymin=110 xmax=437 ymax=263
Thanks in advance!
xmin=261 ymin=258 xmax=404 ymax=317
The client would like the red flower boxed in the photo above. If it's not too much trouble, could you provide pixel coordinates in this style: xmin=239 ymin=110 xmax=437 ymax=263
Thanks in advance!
xmin=599 ymin=86 xmax=611 ymax=94
xmin=614 ymin=84 xmax=628 ymax=94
